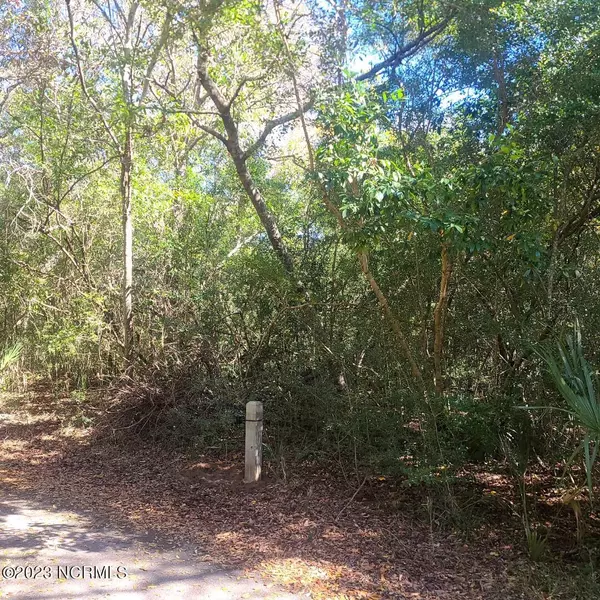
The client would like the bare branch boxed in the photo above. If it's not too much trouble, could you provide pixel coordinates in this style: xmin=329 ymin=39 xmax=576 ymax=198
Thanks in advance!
xmin=356 ymin=16 xmax=452 ymax=81
xmin=59 ymin=155 xmax=120 ymax=204
xmin=242 ymin=101 xmax=313 ymax=160
xmin=228 ymin=74 xmax=267 ymax=109
xmin=274 ymin=0 xmax=314 ymax=169
xmin=65 ymin=0 xmax=121 ymax=151
xmin=188 ymin=115 xmax=228 ymax=145
xmin=140 ymin=10 xmax=173 ymax=104
xmin=91 ymin=0 xmax=124 ymax=46
xmin=150 ymin=75 xmax=201 ymax=109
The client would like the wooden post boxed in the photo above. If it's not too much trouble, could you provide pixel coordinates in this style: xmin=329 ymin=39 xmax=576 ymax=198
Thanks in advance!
xmin=244 ymin=401 xmax=263 ymax=483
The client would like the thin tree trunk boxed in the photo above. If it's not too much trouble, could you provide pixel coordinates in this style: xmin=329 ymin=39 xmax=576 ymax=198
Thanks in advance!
xmin=358 ymin=250 xmax=425 ymax=388
xmin=120 ymin=126 xmax=134 ymax=370
xmin=433 ymin=243 xmax=452 ymax=394
xmin=67 ymin=0 xmax=172 ymax=375
xmin=492 ymin=50 xmax=509 ymax=134
xmin=322 ymin=194 xmax=425 ymax=385
xmin=231 ymin=151 xmax=295 ymax=275
xmin=271 ymin=8 xmax=425 ymax=387
xmin=120 ymin=3 xmax=137 ymax=372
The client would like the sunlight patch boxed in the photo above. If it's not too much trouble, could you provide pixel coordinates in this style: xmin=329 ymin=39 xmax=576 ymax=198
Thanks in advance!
xmin=3 ymin=514 xmax=31 ymax=530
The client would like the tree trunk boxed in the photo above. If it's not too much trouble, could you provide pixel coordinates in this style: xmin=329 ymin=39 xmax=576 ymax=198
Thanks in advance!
xmin=120 ymin=126 xmax=134 ymax=370
xmin=433 ymin=243 xmax=452 ymax=394
xmin=358 ymin=250 xmax=425 ymax=388
xmin=194 ymin=47 xmax=296 ymax=277
xmin=492 ymin=50 xmax=509 ymax=134
xmin=230 ymin=150 xmax=296 ymax=276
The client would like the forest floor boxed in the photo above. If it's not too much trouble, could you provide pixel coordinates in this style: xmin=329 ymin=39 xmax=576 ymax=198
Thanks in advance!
xmin=0 ymin=389 xmax=598 ymax=599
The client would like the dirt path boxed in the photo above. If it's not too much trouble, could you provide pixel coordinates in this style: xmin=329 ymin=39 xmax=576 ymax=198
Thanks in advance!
xmin=1 ymin=490 xmax=297 ymax=599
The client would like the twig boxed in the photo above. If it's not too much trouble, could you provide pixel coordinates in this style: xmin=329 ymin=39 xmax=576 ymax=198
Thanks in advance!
xmin=335 ymin=476 xmax=367 ymax=521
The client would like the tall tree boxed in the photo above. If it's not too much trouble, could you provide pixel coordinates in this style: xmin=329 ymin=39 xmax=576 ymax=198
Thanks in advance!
xmin=66 ymin=0 xmax=171 ymax=370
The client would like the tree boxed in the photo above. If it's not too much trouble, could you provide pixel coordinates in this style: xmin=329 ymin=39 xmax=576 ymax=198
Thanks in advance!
xmin=66 ymin=0 xmax=172 ymax=370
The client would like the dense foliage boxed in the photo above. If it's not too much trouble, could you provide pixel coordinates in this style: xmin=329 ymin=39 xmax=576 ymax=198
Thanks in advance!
xmin=1 ymin=0 xmax=600 ymax=572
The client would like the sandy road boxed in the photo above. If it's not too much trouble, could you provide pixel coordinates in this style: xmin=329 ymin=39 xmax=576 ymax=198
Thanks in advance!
xmin=0 ymin=492 xmax=299 ymax=600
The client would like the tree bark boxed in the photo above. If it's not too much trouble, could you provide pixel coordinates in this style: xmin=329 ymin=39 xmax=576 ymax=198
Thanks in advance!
xmin=120 ymin=126 xmax=134 ymax=371
xmin=194 ymin=47 xmax=296 ymax=277
xmin=492 ymin=50 xmax=509 ymax=134
xmin=230 ymin=149 xmax=296 ymax=276
xmin=358 ymin=250 xmax=425 ymax=388
xmin=433 ymin=243 xmax=452 ymax=394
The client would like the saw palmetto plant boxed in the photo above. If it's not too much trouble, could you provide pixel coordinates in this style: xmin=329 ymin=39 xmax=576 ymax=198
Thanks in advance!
xmin=534 ymin=323 xmax=600 ymax=498
xmin=0 ymin=343 xmax=22 ymax=373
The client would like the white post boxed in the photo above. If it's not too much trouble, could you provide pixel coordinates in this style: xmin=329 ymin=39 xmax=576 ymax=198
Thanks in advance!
xmin=244 ymin=400 xmax=263 ymax=483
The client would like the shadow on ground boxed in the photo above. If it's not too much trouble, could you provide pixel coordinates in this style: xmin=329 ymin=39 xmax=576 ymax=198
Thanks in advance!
xmin=0 ymin=491 xmax=296 ymax=600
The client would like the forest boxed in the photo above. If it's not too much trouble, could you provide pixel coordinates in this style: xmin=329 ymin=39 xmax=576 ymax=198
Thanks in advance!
xmin=1 ymin=0 xmax=600 ymax=598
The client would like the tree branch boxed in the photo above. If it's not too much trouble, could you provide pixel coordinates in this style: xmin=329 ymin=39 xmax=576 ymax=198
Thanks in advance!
xmin=227 ymin=74 xmax=267 ymax=109
xmin=140 ymin=9 xmax=173 ymax=104
xmin=356 ymin=16 xmax=452 ymax=81
xmin=187 ymin=115 xmax=228 ymax=145
xmin=65 ymin=0 xmax=121 ymax=151
xmin=59 ymin=155 xmax=120 ymax=204
xmin=242 ymin=101 xmax=313 ymax=160
xmin=554 ymin=172 xmax=600 ymax=246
